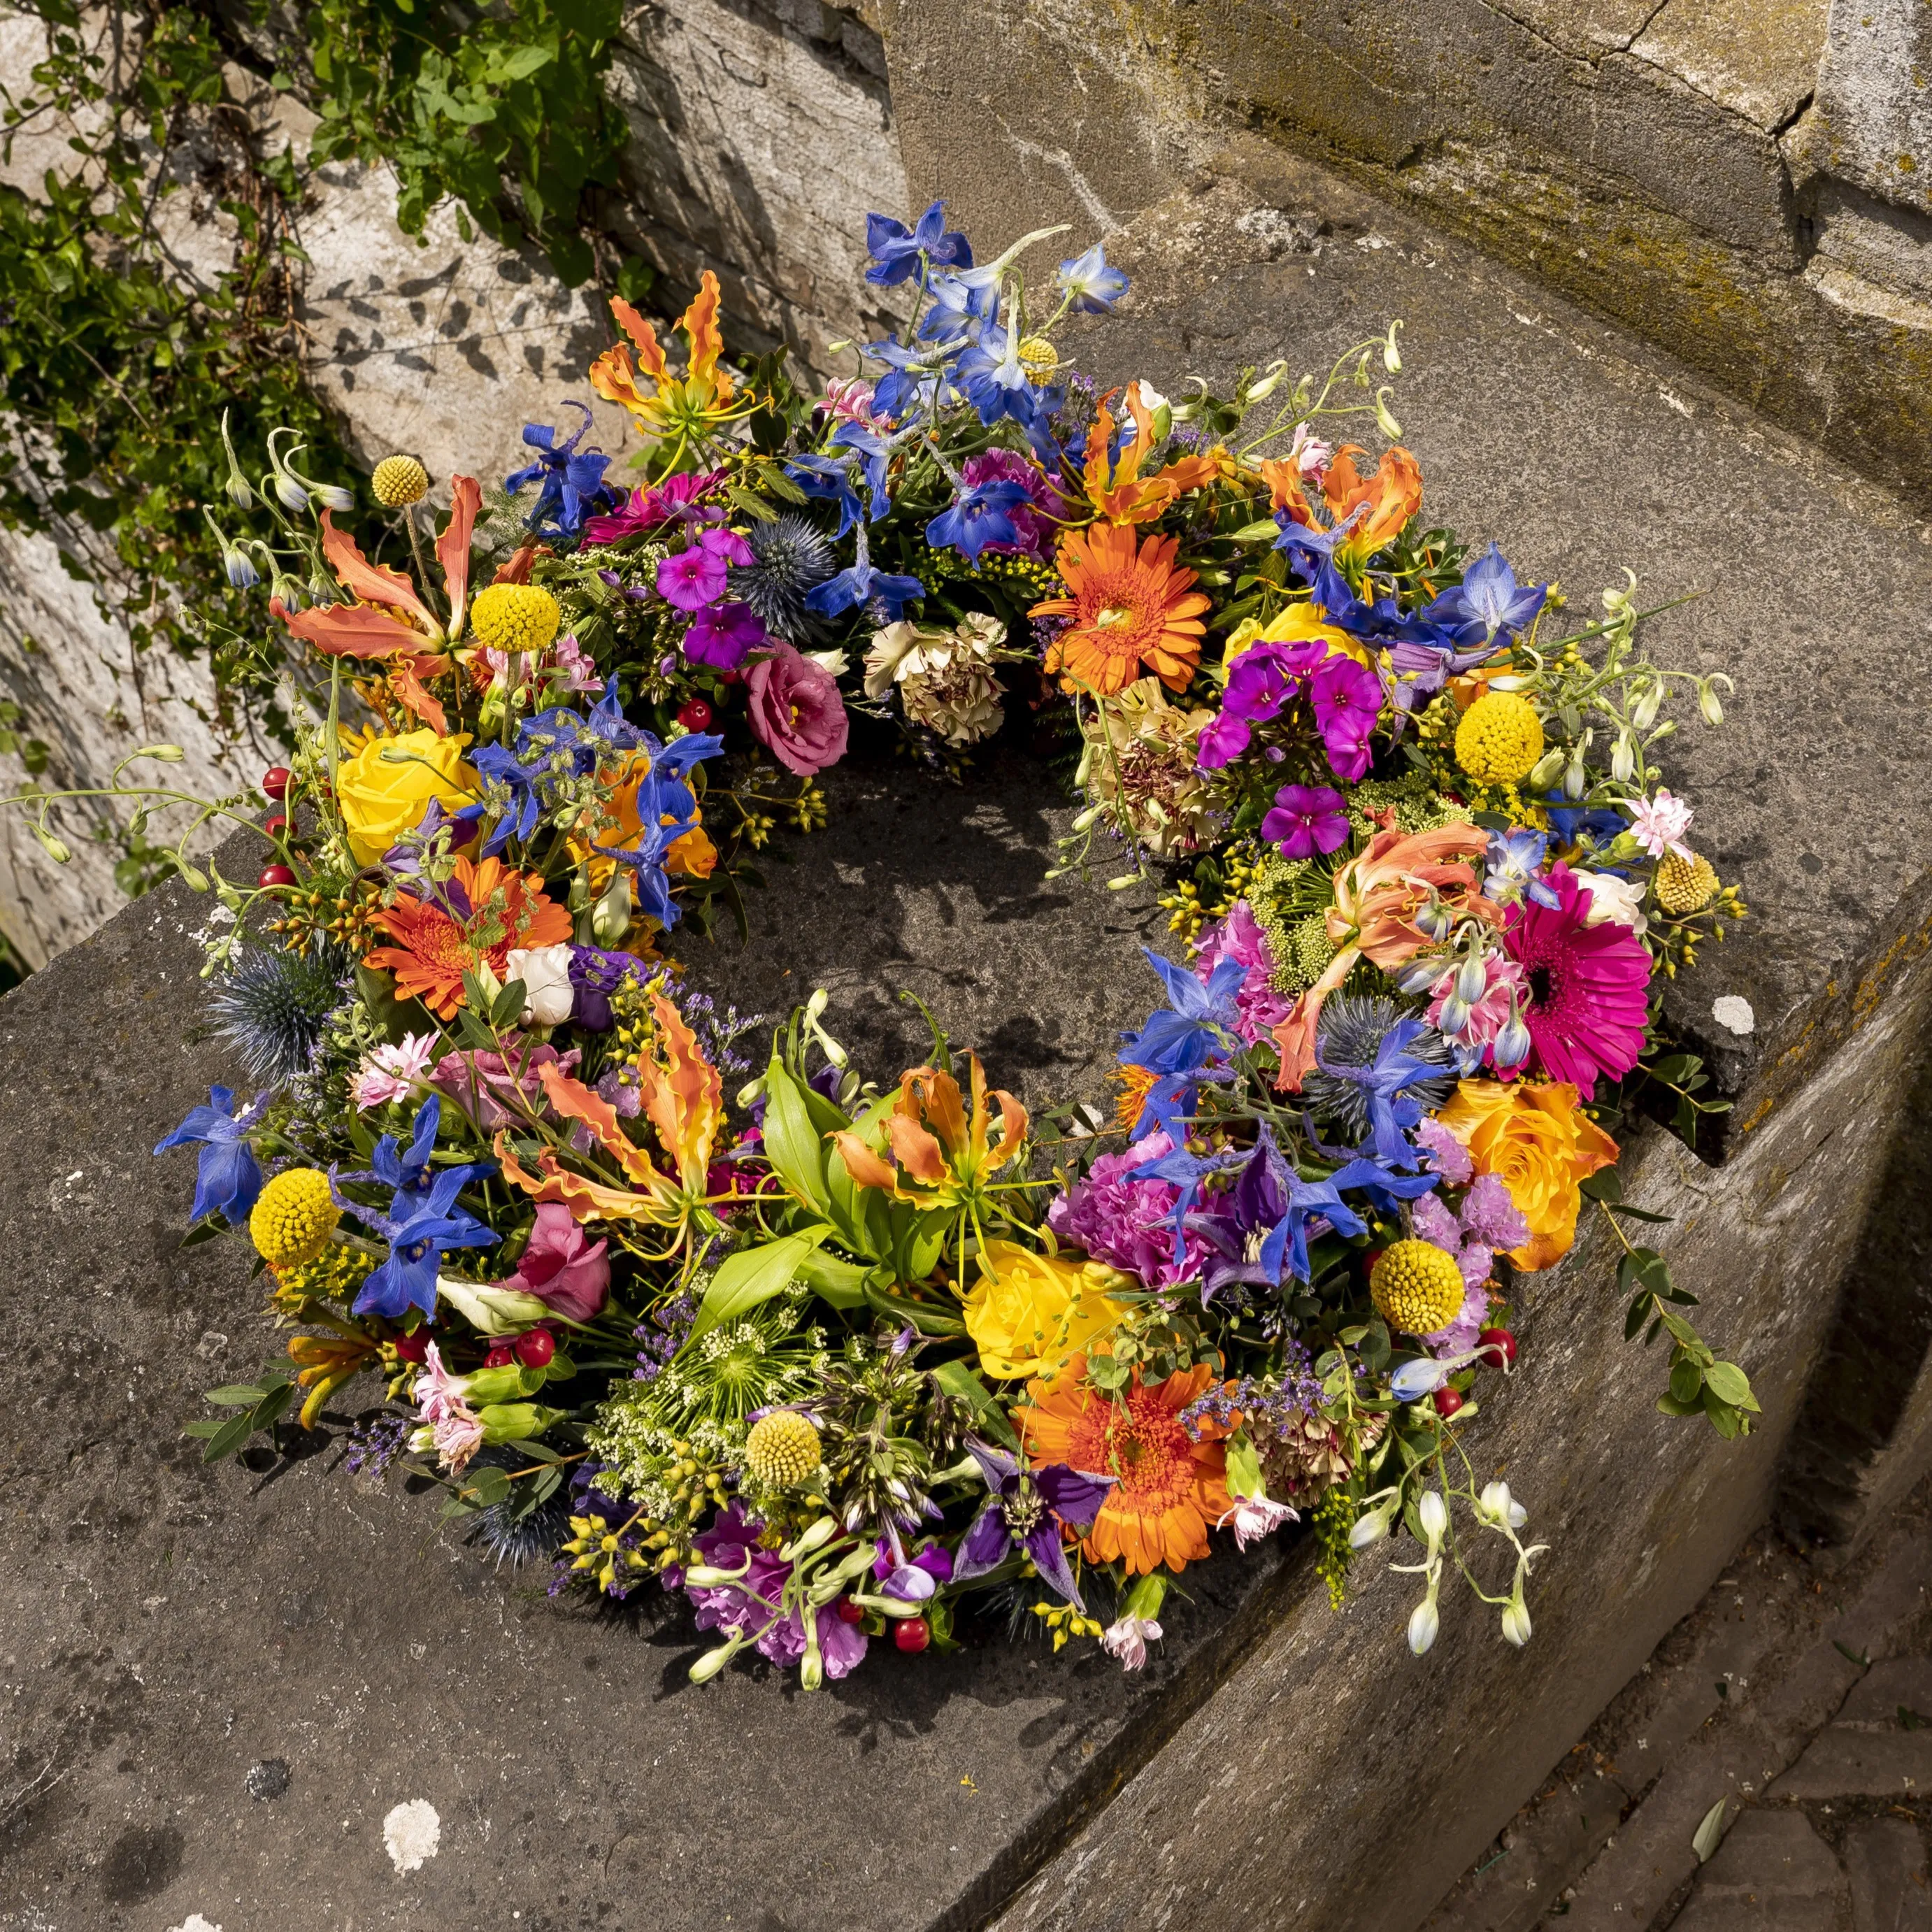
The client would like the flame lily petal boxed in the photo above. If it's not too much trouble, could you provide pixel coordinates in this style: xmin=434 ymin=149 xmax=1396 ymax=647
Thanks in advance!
xmin=535 ymin=1061 xmax=666 ymax=1189
xmin=610 ymin=296 xmax=669 ymax=382
xmin=885 ymin=1115 xmax=949 ymax=1185
xmin=271 ymin=596 xmax=422 ymax=659
xmin=636 ymin=991 xmax=722 ymax=1192
xmin=320 ymin=511 xmax=440 ymax=636
xmin=493 ymin=1133 xmax=673 ymax=1224
xmin=678 ymin=272 xmax=734 ymax=401
xmin=437 ymin=474 xmax=481 ymax=639
xmin=830 ymin=1130 xmax=901 ymax=1193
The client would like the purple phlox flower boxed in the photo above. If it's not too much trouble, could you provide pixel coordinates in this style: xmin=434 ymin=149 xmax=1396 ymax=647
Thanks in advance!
xmin=154 ymin=1084 xmax=269 ymax=1224
xmin=683 ymin=599 xmax=766 ymax=669
xmin=1057 ymin=242 xmax=1129 ymax=313
xmin=1194 ymin=641 xmax=1325 ymax=771
xmin=657 ymin=543 xmax=729 ymax=612
xmin=926 ymin=478 xmax=1031 ymax=564
xmin=506 ymin=402 xmax=616 ymax=538
xmin=1118 ymin=945 xmax=1249 ymax=1075
xmin=1424 ymin=542 xmax=1548 ymax=646
xmin=951 ymin=1440 xmax=1114 ymax=1611
xmin=805 ymin=558 xmax=925 ymax=622
xmin=1310 ymin=654 xmax=1384 ymax=782
xmin=1484 ymin=827 xmax=1561 ymax=910
xmin=864 ymin=199 xmax=972 ymax=286
xmin=1261 ymin=782 xmax=1350 ymax=860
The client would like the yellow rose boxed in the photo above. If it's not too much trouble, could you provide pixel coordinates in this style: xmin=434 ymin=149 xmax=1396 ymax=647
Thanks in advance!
xmin=1257 ymin=601 xmax=1373 ymax=668
xmin=962 ymin=1240 xmax=1129 ymax=1381
xmin=337 ymin=729 xmax=478 ymax=866
xmin=1436 ymin=1079 xmax=1619 ymax=1271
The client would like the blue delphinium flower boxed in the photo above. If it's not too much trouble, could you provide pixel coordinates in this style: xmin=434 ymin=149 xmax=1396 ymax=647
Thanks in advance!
xmin=1424 ymin=542 xmax=1547 ymax=647
xmin=919 ymin=269 xmax=1000 ymax=342
xmin=785 ymin=455 xmax=867 ymax=537
xmin=1056 ymin=243 xmax=1129 ymax=313
xmin=804 ymin=559 xmax=925 ymax=622
xmin=1484 ymin=827 xmax=1561 ymax=910
xmin=956 ymin=323 xmax=1043 ymax=430
xmin=864 ymin=200 xmax=972 ymax=285
xmin=343 ymin=1166 xmax=499 ymax=1322
xmin=506 ymin=402 xmax=617 ymax=539
xmin=925 ymin=479 xmax=1030 ymax=564
xmin=1117 ymin=947 xmax=1250 ymax=1075
xmin=154 ymin=1085 xmax=270 ymax=1224
xmin=1301 ymin=996 xmax=1457 ymax=1169
xmin=589 ymin=726 xmax=724 ymax=929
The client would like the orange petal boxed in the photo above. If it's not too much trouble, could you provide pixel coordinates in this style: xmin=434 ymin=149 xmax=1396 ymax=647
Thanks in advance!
xmin=988 ymin=1089 xmax=1029 ymax=1168
xmin=271 ymin=596 xmax=422 ymax=659
xmin=494 ymin=1134 xmax=666 ymax=1224
xmin=678 ymin=271 xmax=731 ymax=399
xmin=829 ymin=1130 xmax=899 ymax=1193
xmin=610 ymin=296 xmax=668 ymax=382
xmin=320 ymin=511 xmax=438 ymax=634
xmin=589 ymin=343 xmax=650 ymax=418
xmin=390 ymin=661 xmax=448 ymax=736
xmin=885 ymin=1115 xmax=947 ymax=1185
xmin=536 ymin=1061 xmax=665 ymax=1189
xmin=636 ymin=991 xmax=721 ymax=1192
xmin=437 ymin=474 xmax=481 ymax=635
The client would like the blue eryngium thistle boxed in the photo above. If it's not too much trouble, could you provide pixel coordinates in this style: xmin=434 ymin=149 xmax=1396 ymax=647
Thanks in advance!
xmin=1301 ymin=992 xmax=1455 ymax=1148
xmin=729 ymin=513 xmax=836 ymax=641
xmin=466 ymin=1445 xmax=575 ymax=1566
xmin=208 ymin=943 xmax=350 ymax=1084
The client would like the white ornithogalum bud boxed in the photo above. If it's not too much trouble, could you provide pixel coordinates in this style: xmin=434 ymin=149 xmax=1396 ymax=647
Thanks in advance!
xmin=1631 ymin=682 xmax=1664 ymax=731
xmin=1501 ymin=1594 xmax=1533 ymax=1648
xmin=1384 ymin=321 xmax=1404 ymax=373
xmin=1529 ymin=745 xmax=1568 ymax=791
xmin=1478 ymin=1480 xmax=1529 ymax=1530
xmin=1374 ymin=387 xmax=1401 ymax=438
xmin=1247 ymin=358 xmax=1287 ymax=401
xmin=507 ymin=944 xmax=574 ymax=1028
xmin=1106 ymin=873 xmax=1143 ymax=891
xmin=1350 ymin=1491 xmax=1399 ymax=1550
xmin=1408 ymin=1594 xmax=1440 ymax=1655
xmin=128 ymin=743 xmax=184 ymax=763
xmin=1611 ymin=730 xmax=1638 ymax=782
xmin=688 ymin=1639 xmax=740 ymax=1684
xmin=1454 ymin=954 xmax=1489 ymax=1004
xmin=1602 ymin=569 xmax=1636 ymax=615
xmin=1418 ymin=1488 xmax=1449 ymax=1549
xmin=736 ymin=1074 xmax=767 ymax=1110
xmin=1700 ymin=684 xmax=1724 ymax=726
xmin=804 ymin=986 xmax=831 ymax=1024
xmin=1562 ymin=749 xmax=1588 ymax=800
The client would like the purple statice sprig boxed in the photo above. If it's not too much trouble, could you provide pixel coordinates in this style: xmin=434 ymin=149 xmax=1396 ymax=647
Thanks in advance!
xmin=343 ymin=1412 xmax=411 ymax=1478
xmin=635 ymin=1291 xmax=698 ymax=1382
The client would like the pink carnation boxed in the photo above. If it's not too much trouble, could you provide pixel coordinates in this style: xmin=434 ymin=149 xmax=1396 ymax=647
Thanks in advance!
xmin=1194 ymin=903 xmax=1293 ymax=1045
xmin=1047 ymin=1129 xmax=1208 ymax=1287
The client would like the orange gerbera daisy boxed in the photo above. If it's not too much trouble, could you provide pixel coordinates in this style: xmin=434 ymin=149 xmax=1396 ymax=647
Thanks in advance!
xmin=1031 ymin=523 xmax=1210 ymax=697
xmin=365 ymin=854 xmax=572 ymax=1019
xmin=1019 ymin=1357 xmax=1231 ymax=1575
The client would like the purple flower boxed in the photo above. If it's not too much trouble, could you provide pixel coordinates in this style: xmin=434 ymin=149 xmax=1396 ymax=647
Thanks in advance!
xmin=1311 ymin=657 xmax=1383 ymax=780
xmin=1192 ymin=903 xmax=1294 ymax=1045
xmin=1461 ymin=1172 xmax=1529 ymax=1250
xmin=926 ymin=479 xmax=1032 ymax=564
xmin=1410 ymin=1172 xmax=1526 ymax=1356
xmin=865 ymin=199 xmax=972 ymax=286
xmin=1047 ymin=1129 xmax=1210 ymax=1287
xmin=1415 ymin=1116 xmax=1473 ymax=1185
xmin=657 ymin=543 xmax=727 ymax=612
xmin=154 ymin=1084 xmax=269 ymax=1224
xmin=873 ymin=1537 xmax=954 ymax=1601
xmin=1194 ymin=641 xmax=1324 ymax=771
xmin=1260 ymin=782 xmax=1350 ymax=859
xmin=683 ymin=599 xmax=766 ymax=670
xmin=959 ymin=449 xmax=1068 ymax=559
xmin=950 ymin=1441 xmax=1114 ymax=1610
xmin=685 ymin=1505 xmax=870 ymax=1677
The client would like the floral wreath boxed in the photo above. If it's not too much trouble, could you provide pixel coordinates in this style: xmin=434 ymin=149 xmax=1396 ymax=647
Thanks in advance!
xmin=15 ymin=202 xmax=1754 ymax=1683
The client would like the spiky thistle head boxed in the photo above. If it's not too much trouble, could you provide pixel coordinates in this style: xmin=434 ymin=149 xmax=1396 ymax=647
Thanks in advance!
xmin=208 ymin=943 xmax=351 ymax=1085
xmin=1301 ymin=992 xmax=1455 ymax=1144
xmin=729 ymin=513 xmax=835 ymax=642
xmin=464 ymin=1445 xmax=575 ymax=1567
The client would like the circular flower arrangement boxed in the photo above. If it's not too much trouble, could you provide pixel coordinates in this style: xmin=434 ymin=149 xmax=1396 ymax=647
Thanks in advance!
xmin=14 ymin=205 xmax=1755 ymax=1681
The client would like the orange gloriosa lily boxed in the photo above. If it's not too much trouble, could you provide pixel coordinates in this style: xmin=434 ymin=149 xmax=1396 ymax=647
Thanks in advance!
xmin=831 ymin=1055 xmax=1028 ymax=1212
xmin=589 ymin=273 xmax=748 ymax=459
xmin=271 ymin=475 xmax=481 ymax=665
xmin=1271 ymin=823 xmax=1501 ymax=1091
xmin=1322 ymin=444 xmax=1422 ymax=567
xmin=494 ymin=992 xmax=723 ymax=1250
xmin=1079 ymin=386 xmax=1220 ymax=526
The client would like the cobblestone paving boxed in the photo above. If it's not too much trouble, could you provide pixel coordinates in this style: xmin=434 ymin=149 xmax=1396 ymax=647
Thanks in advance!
xmin=1426 ymin=1485 xmax=1932 ymax=1931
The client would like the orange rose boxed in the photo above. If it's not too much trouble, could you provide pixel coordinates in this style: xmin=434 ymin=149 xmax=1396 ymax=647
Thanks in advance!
xmin=1436 ymin=1080 xmax=1617 ymax=1271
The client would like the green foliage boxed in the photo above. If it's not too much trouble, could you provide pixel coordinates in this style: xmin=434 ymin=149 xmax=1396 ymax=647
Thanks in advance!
xmin=297 ymin=0 xmax=632 ymax=289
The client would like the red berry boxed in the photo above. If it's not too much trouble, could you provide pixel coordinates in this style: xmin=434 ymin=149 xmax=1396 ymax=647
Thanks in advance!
xmin=1433 ymin=1387 xmax=1465 ymax=1418
xmin=262 ymin=766 xmax=291 ymax=801
xmin=835 ymin=1598 xmax=866 ymax=1626
xmin=257 ymin=864 xmax=296 ymax=889
xmin=675 ymin=698 xmax=715 ymax=734
xmin=513 ymin=1326 xmax=555 ymax=1368
xmin=264 ymin=815 xmax=289 ymax=839
xmin=894 ymin=1617 xmax=931 ymax=1654
xmin=1477 ymin=1327 xmax=1519 ymax=1369
xmin=392 ymin=1331 xmax=429 ymax=1364
xmin=485 ymin=1345 xmax=514 ymax=1369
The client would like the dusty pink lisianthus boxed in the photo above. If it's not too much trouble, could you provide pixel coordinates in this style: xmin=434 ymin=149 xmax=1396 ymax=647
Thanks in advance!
xmin=430 ymin=1043 xmax=581 ymax=1130
xmin=745 ymin=643 xmax=850 ymax=776
xmin=494 ymin=1201 xmax=610 ymax=1324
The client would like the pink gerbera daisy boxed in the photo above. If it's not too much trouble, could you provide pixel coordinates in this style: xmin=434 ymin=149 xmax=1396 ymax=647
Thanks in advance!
xmin=1502 ymin=861 xmax=1652 ymax=1094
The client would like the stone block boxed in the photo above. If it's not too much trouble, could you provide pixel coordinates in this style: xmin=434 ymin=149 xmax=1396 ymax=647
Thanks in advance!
xmin=1815 ymin=0 xmax=1932 ymax=220
xmin=1775 ymin=1730 xmax=1932 ymax=1800
xmin=1843 ymin=1818 xmax=1932 ymax=1932
xmin=1842 ymin=1661 xmax=1932 ymax=1727
xmin=1631 ymin=0 xmax=1827 ymax=136
xmin=1671 ymin=1808 xmax=1850 ymax=1932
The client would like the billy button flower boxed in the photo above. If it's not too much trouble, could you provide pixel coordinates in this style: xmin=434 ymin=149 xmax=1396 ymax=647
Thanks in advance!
xmin=1454 ymin=691 xmax=1545 ymax=787
xmin=371 ymin=455 xmax=431 ymax=508
xmin=250 ymin=1168 xmax=341 ymax=1270
xmin=470 ymin=583 xmax=561 ymax=656
xmin=1370 ymin=1239 xmax=1467 ymax=1336
xmin=743 ymin=1411 xmax=824 ymax=1489
xmin=1655 ymin=848 xmax=1719 ymax=915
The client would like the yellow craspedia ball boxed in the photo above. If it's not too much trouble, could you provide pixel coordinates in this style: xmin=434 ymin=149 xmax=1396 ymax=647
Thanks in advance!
xmin=743 ymin=1411 xmax=822 ymax=1489
xmin=1370 ymin=1239 xmax=1467 ymax=1336
xmin=1018 ymin=335 xmax=1060 ymax=378
xmin=1454 ymin=692 xmax=1545 ymax=786
xmin=471 ymin=582 xmax=561 ymax=654
xmin=250 ymin=1168 xmax=341 ymax=1270
xmin=1655 ymin=849 xmax=1719 ymax=915
xmin=371 ymin=455 xmax=430 ymax=507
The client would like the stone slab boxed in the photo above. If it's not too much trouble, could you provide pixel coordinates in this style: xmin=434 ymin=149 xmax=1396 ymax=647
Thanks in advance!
xmin=1774 ymin=1731 xmax=1932 ymax=1799
xmin=1843 ymin=1817 xmax=1932 ymax=1932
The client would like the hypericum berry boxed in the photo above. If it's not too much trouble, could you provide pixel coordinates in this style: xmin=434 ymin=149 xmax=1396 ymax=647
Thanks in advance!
xmin=264 ymin=815 xmax=289 ymax=839
xmin=1477 ymin=1327 xmax=1519 ymax=1369
xmin=1433 ymin=1387 xmax=1466 ymax=1419
xmin=513 ymin=1327 xmax=555 ymax=1368
xmin=393 ymin=1331 xmax=429 ymax=1364
xmin=675 ymin=698 xmax=715 ymax=734
xmin=262 ymin=766 xmax=291 ymax=801
xmin=835 ymin=1598 xmax=866 ymax=1626
xmin=894 ymin=1617 xmax=931 ymax=1654
xmin=258 ymin=864 xmax=296 ymax=888
xmin=485 ymin=1345 xmax=515 ymax=1370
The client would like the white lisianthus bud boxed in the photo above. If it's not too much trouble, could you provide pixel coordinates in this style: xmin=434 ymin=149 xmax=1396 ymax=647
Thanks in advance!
xmin=436 ymin=1276 xmax=552 ymax=1336
xmin=506 ymin=943 xmax=575 ymax=1027
xmin=1479 ymin=1480 xmax=1529 ymax=1530
xmin=688 ymin=1640 xmax=740 ymax=1684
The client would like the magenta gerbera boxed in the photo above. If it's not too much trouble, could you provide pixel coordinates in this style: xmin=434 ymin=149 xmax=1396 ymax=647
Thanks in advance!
xmin=1502 ymin=861 xmax=1652 ymax=1094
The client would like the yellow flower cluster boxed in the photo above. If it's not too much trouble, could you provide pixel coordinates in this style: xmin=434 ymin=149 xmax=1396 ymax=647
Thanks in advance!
xmin=471 ymin=583 xmax=561 ymax=654
xmin=744 ymin=1411 xmax=823 ymax=1488
xmin=371 ymin=455 xmax=430 ymax=507
xmin=1454 ymin=692 xmax=1545 ymax=785
xmin=1655 ymin=849 xmax=1719 ymax=914
xmin=250 ymin=1169 xmax=341 ymax=1269
xmin=1369 ymin=1239 xmax=1466 ymax=1335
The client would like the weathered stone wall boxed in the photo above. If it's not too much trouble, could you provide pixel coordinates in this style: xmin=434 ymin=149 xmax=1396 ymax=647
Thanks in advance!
xmin=0 ymin=0 xmax=908 ymax=966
